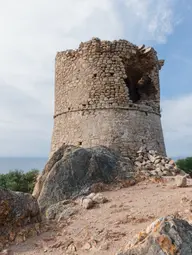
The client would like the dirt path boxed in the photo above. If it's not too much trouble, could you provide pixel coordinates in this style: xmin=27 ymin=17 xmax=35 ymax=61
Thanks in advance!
xmin=10 ymin=180 xmax=192 ymax=255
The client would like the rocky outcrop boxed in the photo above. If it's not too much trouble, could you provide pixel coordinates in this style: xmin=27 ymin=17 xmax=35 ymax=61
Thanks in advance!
xmin=0 ymin=188 xmax=41 ymax=250
xmin=33 ymin=145 xmax=133 ymax=212
xmin=117 ymin=216 xmax=192 ymax=255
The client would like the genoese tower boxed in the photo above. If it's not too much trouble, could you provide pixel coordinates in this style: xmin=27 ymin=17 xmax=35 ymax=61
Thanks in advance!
xmin=50 ymin=38 xmax=166 ymax=159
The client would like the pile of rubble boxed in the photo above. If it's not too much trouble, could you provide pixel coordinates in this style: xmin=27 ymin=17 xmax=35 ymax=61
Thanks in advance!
xmin=134 ymin=147 xmax=184 ymax=178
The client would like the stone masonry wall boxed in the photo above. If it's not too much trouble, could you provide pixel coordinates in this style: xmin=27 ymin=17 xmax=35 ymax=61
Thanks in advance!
xmin=50 ymin=38 xmax=166 ymax=159
xmin=51 ymin=108 xmax=165 ymax=159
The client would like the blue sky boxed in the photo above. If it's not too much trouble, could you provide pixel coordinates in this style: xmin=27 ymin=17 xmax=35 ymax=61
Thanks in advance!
xmin=0 ymin=0 xmax=192 ymax=158
xmin=157 ymin=4 xmax=192 ymax=98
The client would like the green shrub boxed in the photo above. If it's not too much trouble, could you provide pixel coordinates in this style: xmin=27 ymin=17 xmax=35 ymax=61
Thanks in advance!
xmin=0 ymin=169 xmax=39 ymax=193
xmin=176 ymin=157 xmax=192 ymax=175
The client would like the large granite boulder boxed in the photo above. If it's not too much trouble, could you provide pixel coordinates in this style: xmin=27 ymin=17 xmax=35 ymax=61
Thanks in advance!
xmin=0 ymin=188 xmax=40 ymax=250
xmin=33 ymin=145 xmax=133 ymax=211
xmin=117 ymin=216 xmax=192 ymax=255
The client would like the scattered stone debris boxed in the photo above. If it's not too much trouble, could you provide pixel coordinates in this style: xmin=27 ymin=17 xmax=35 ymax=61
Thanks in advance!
xmin=134 ymin=147 xmax=185 ymax=178
xmin=79 ymin=193 xmax=108 ymax=209
xmin=117 ymin=215 xmax=192 ymax=255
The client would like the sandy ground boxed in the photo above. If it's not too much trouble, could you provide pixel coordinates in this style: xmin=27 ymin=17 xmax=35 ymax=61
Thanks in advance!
xmin=9 ymin=179 xmax=192 ymax=255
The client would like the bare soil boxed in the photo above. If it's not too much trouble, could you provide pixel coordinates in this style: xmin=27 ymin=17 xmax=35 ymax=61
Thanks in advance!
xmin=9 ymin=179 xmax=192 ymax=255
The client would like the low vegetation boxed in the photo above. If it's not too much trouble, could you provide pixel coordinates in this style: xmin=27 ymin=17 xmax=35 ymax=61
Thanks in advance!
xmin=0 ymin=156 xmax=190 ymax=194
xmin=176 ymin=157 xmax=192 ymax=176
xmin=0 ymin=169 xmax=39 ymax=193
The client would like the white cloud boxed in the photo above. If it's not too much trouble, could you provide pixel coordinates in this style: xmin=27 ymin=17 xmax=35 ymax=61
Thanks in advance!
xmin=123 ymin=0 xmax=176 ymax=43
xmin=162 ymin=95 xmax=192 ymax=158
xmin=0 ymin=0 xmax=179 ymax=156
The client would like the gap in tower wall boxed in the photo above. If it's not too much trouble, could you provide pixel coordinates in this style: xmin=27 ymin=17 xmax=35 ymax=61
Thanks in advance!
xmin=121 ymin=58 xmax=158 ymax=104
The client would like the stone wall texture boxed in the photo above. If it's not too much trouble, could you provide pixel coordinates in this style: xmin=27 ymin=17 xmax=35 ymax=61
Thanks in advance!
xmin=50 ymin=38 xmax=166 ymax=159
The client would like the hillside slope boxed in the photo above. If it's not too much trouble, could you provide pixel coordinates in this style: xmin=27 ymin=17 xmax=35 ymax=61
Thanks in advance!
xmin=10 ymin=179 xmax=192 ymax=255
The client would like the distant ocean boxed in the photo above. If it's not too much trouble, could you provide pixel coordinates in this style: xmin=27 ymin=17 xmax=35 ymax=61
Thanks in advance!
xmin=0 ymin=158 xmax=48 ymax=174
xmin=0 ymin=156 xmax=183 ymax=174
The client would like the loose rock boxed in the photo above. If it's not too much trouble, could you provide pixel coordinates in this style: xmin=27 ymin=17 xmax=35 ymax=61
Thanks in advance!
xmin=82 ymin=198 xmax=94 ymax=209
xmin=92 ymin=193 xmax=108 ymax=204
xmin=175 ymin=175 xmax=187 ymax=187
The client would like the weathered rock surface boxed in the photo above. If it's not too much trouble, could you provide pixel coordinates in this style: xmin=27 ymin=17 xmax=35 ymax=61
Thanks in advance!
xmin=45 ymin=200 xmax=78 ymax=221
xmin=117 ymin=216 xmax=192 ymax=255
xmin=33 ymin=145 xmax=133 ymax=211
xmin=0 ymin=188 xmax=40 ymax=250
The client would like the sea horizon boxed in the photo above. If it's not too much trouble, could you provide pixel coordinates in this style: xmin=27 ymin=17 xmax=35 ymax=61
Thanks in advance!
xmin=0 ymin=157 xmax=48 ymax=174
xmin=0 ymin=155 xmax=185 ymax=175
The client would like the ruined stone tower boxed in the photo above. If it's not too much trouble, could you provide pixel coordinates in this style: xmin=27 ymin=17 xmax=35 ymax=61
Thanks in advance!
xmin=50 ymin=38 xmax=166 ymax=159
